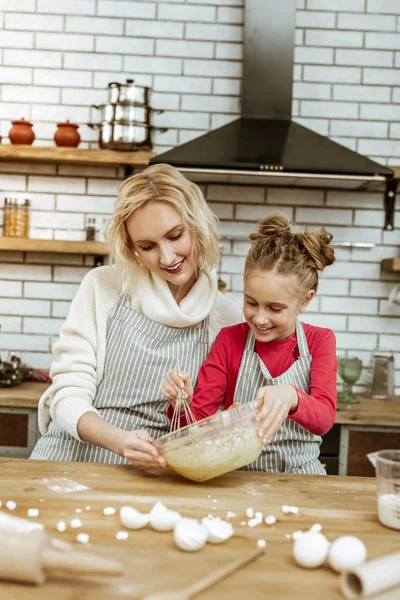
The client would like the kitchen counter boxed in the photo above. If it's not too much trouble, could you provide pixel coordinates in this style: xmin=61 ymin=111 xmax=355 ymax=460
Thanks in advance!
xmin=336 ymin=395 xmax=400 ymax=427
xmin=0 ymin=458 xmax=398 ymax=599
xmin=0 ymin=382 xmax=48 ymax=409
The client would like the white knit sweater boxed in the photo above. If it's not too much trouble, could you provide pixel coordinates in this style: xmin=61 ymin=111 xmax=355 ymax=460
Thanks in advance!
xmin=39 ymin=265 xmax=242 ymax=440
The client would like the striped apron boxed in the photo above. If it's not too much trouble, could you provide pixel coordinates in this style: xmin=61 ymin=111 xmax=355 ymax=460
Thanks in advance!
xmin=235 ymin=321 xmax=326 ymax=475
xmin=30 ymin=293 xmax=210 ymax=464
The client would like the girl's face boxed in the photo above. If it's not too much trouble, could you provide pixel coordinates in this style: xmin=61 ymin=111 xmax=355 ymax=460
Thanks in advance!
xmin=243 ymin=268 xmax=314 ymax=342
xmin=126 ymin=201 xmax=197 ymax=292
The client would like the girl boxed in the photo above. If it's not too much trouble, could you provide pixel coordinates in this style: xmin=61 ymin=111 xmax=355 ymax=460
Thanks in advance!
xmin=30 ymin=164 xmax=241 ymax=472
xmin=162 ymin=212 xmax=337 ymax=475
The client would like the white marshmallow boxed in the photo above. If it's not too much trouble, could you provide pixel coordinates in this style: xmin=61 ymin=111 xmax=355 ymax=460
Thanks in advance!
xmin=6 ymin=501 xmax=16 ymax=511
xmin=27 ymin=508 xmax=39 ymax=518
xmin=75 ymin=508 xmax=82 ymax=513
xmin=281 ymin=505 xmax=291 ymax=514
xmin=246 ymin=508 xmax=254 ymax=518
xmin=69 ymin=518 xmax=82 ymax=529
xmin=247 ymin=518 xmax=258 ymax=528
xmin=255 ymin=511 xmax=263 ymax=523
xmin=265 ymin=515 xmax=276 ymax=526
xmin=290 ymin=506 xmax=299 ymax=515
xmin=310 ymin=523 xmax=322 ymax=533
xmin=103 ymin=507 xmax=116 ymax=516
xmin=56 ymin=519 xmax=67 ymax=533
xmin=257 ymin=539 xmax=267 ymax=549
xmin=76 ymin=533 xmax=89 ymax=544
xmin=116 ymin=531 xmax=129 ymax=541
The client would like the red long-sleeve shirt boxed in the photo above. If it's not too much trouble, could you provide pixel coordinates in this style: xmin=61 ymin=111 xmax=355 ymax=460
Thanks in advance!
xmin=167 ymin=322 xmax=337 ymax=436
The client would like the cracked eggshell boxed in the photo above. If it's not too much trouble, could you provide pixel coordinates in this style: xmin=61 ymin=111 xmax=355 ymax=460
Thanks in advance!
xmin=150 ymin=502 xmax=181 ymax=532
xmin=120 ymin=506 xmax=150 ymax=530
xmin=202 ymin=517 xmax=234 ymax=544
xmin=174 ymin=518 xmax=208 ymax=552
xmin=328 ymin=536 xmax=367 ymax=573
xmin=293 ymin=531 xmax=330 ymax=569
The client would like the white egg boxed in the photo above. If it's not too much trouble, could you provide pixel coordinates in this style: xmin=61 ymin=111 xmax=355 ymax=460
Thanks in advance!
xmin=201 ymin=517 xmax=234 ymax=544
xmin=120 ymin=506 xmax=150 ymax=530
xmin=293 ymin=531 xmax=330 ymax=569
xmin=150 ymin=502 xmax=181 ymax=532
xmin=328 ymin=536 xmax=367 ymax=573
xmin=174 ymin=518 xmax=208 ymax=552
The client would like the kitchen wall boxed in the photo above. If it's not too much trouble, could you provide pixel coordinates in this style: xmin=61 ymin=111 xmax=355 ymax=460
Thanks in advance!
xmin=0 ymin=0 xmax=399 ymax=393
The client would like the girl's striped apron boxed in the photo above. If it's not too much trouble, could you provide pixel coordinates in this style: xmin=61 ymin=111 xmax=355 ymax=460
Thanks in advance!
xmin=30 ymin=293 xmax=209 ymax=463
xmin=234 ymin=321 xmax=326 ymax=475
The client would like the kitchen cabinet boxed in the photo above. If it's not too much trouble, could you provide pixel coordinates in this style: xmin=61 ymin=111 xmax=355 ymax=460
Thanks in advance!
xmin=0 ymin=458 xmax=398 ymax=599
xmin=320 ymin=395 xmax=400 ymax=476
xmin=0 ymin=382 xmax=47 ymax=457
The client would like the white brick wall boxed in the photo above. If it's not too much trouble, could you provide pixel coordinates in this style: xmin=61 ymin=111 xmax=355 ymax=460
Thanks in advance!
xmin=0 ymin=1 xmax=400 ymax=394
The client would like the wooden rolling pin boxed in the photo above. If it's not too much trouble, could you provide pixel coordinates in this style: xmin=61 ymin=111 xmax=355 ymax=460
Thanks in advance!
xmin=0 ymin=529 xmax=123 ymax=585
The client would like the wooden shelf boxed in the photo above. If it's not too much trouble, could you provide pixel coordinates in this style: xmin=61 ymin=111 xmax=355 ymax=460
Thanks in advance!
xmin=0 ymin=237 xmax=109 ymax=255
xmin=381 ymin=257 xmax=400 ymax=272
xmin=0 ymin=145 xmax=155 ymax=167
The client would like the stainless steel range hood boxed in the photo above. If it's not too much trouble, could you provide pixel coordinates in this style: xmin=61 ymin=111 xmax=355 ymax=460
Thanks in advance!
xmin=151 ymin=0 xmax=393 ymax=194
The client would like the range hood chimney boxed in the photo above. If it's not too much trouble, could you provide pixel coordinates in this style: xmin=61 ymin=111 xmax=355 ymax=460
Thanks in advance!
xmin=151 ymin=0 xmax=394 ymax=199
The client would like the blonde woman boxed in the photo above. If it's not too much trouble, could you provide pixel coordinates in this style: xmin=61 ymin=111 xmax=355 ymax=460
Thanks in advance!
xmin=30 ymin=164 xmax=241 ymax=471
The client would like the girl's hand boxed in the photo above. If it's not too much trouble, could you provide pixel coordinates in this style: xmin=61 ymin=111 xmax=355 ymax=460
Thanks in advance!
xmin=118 ymin=429 xmax=166 ymax=473
xmin=255 ymin=384 xmax=299 ymax=445
xmin=161 ymin=369 xmax=193 ymax=406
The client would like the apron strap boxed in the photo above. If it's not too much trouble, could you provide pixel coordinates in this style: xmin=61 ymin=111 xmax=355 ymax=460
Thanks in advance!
xmin=295 ymin=320 xmax=311 ymax=358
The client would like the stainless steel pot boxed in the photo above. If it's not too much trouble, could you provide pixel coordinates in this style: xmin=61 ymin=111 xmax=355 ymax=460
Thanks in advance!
xmin=108 ymin=80 xmax=150 ymax=105
xmin=92 ymin=103 xmax=162 ymax=124
xmin=88 ymin=121 xmax=167 ymax=150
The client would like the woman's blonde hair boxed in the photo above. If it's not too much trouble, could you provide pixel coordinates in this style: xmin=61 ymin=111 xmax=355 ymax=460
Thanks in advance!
xmin=245 ymin=211 xmax=335 ymax=297
xmin=106 ymin=163 xmax=220 ymax=288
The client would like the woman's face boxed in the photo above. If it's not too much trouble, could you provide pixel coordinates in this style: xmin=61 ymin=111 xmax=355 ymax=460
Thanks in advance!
xmin=126 ymin=201 xmax=197 ymax=290
xmin=243 ymin=268 xmax=314 ymax=342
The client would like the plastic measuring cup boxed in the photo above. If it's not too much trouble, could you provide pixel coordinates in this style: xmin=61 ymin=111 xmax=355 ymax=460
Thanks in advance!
xmin=367 ymin=450 xmax=400 ymax=530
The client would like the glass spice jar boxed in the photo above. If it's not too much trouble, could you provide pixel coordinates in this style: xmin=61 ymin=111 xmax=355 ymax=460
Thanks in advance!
xmin=3 ymin=198 xmax=30 ymax=237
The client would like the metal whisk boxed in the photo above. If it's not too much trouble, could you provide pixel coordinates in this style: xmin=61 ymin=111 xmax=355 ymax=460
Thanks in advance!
xmin=169 ymin=365 xmax=196 ymax=432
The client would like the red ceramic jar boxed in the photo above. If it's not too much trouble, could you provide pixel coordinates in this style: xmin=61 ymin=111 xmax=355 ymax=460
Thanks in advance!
xmin=54 ymin=120 xmax=81 ymax=147
xmin=9 ymin=118 xmax=35 ymax=145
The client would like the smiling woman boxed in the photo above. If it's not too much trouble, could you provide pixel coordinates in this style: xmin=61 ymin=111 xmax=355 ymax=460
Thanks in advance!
xmin=30 ymin=164 xmax=241 ymax=471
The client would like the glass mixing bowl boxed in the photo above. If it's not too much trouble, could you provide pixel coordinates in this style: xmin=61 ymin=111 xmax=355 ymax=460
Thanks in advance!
xmin=155 ymin=401 xmax=263 ymax=482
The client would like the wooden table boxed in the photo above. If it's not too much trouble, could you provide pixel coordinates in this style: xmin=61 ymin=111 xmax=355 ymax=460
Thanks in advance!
xmin=0 ymin=458 xmax=399 ymax=599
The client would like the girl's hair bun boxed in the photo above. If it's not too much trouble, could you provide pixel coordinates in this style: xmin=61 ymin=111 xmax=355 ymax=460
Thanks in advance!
xmin=249 ymin=211 xmax=291 ymax=243
xmin=301 ymin=230 xmax=335 ymax=271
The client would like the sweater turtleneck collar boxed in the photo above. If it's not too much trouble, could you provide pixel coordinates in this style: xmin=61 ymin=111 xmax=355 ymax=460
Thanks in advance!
xmin=131 ymin=267 xmax=218 ymax=328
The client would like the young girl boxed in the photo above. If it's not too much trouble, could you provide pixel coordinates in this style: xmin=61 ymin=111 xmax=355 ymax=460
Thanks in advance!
xmin=161 ymin=212 xmax=338 ymax=475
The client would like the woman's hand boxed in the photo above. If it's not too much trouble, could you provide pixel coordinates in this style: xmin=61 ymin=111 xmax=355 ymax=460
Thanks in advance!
xmin=117 ymin=429 xmax=166 ymax=473
xmin=161 ymin=369 xmax=193 ymax=408
xmin=255 ymin=384 xmax=299 ymax=445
